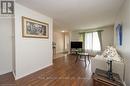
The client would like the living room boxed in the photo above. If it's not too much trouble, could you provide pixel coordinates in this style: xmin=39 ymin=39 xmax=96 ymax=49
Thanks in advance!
xmin=0 ymin=0 xmax=130 ymax=86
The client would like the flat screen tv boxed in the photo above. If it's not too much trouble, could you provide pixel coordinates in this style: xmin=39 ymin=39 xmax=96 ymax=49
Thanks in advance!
xmin=71 ymin=41 xmax=82 ymax=48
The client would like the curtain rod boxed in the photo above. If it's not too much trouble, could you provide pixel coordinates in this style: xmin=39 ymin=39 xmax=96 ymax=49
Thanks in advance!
xmin=79 ymin=30 xmax=104 ymax=34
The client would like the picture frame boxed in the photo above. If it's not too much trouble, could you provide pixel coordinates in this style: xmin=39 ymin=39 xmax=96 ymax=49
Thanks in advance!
xmin=22 ymin=16 xmax=49 ymax=38
xmin=116 ymin=24 xmax=122 ymax=46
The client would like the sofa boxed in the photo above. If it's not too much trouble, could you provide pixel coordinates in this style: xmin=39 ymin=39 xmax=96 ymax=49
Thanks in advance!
xmin=91 ymin=46 xmax=125 ymax=81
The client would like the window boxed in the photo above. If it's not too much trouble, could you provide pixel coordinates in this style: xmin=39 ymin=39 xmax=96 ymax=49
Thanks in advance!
xmin=85 ymin=32 xmax=101 ymax=51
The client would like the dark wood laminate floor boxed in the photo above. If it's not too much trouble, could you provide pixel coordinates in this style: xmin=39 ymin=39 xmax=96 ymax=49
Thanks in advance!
xmin=0 ymin=54 xmax=93 ymax=86
xmin=0 ymin=72 xmax=16 ymax=86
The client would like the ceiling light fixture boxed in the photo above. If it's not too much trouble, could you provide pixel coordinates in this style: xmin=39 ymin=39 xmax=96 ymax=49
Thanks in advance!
xmin=61 ymin=30 xmax=65 ymax=32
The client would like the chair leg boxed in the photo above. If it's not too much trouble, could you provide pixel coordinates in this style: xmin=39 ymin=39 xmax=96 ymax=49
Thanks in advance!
xmin=75 ymin=55 xmax=79 ymax=63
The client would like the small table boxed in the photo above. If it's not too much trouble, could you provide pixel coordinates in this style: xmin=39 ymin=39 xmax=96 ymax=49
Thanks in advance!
xmin=75 ymin=52 xmax=90 ymax=66
xmin=70 ymin=49 xmax=79 ymax=54
xmin=92 ymin=68 xmax=124 ymax=86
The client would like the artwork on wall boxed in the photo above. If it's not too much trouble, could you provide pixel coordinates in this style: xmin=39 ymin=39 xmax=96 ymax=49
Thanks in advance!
xmin=22 ymin=16 xmax=49 ymax=38
xmin=116 ymin=24 xmax=122 ymax=46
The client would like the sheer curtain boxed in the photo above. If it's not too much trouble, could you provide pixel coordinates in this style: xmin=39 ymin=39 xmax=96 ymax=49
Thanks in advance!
xmin=85 ymin=32 xmax=101 ymax=51
xmin=85 ymin=33 xmax=93 ymax=50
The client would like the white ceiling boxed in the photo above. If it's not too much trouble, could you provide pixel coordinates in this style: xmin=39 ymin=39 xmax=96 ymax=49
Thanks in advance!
xmin=16 ymin=0 xmax=125 ymax=31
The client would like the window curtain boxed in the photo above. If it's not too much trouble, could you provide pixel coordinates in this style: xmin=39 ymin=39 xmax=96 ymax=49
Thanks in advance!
xmin=97 ymin=31 xmax=102 ymax=51
xmin=82 ymin=33 xmax=85 ymax=50
xmin=92 ymin=32 xmax=101 ymax=51
xmin=85 ymin=32 xmax=93 ymax=50
xmin=85 ymin=32 xmax=101 ymax=52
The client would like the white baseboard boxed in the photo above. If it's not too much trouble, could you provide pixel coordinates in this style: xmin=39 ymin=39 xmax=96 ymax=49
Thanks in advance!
xmin=15 ymin=63 xmax=52 ymax=80
xmin=0 ymin=70 xmax=12 ymax=75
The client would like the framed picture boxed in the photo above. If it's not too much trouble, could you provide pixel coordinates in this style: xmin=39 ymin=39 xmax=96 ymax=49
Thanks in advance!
xmin=116 ymin=24 xmax=122 ymax=46
xmin=22 ymin=16 xmax=49 ymax=38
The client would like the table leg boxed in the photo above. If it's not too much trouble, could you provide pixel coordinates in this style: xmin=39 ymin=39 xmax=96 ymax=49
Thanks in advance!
xmin=84 ymin=56 xmax=87 ymax=67
xmin=88 ymin=55 xmax=90 ymax=64
xmin=75 ymin=54 xmax=79 ymax=63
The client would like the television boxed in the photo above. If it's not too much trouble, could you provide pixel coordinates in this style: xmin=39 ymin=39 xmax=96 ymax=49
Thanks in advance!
xmin=71 ymin=41 xmax=82 ymax=48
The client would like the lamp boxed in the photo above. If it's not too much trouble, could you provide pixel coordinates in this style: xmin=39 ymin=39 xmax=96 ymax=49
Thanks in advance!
xmin=106 ymin=56 xmax=113 ymax=80
xmin=104 ymin=46 xmax=116 ymax=80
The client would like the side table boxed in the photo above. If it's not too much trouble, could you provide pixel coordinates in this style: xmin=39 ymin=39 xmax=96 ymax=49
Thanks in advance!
xmin=92 ymin=68 xmax=124 ymax=86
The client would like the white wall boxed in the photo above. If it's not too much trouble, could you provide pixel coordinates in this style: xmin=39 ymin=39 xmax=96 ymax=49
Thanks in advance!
xmin=12 ymin=15 xmax=16 ymax=76
xmin=65 ymin=32 xmax=70 ymax=52
xmin=14 ymin=3 xmax=53 ymax=79
xmin=70 ymin=26 xmax=114 ymax=50
xmin=53 ymin=32 xmax=64 ymax=53
xmin=101 ymin=26 xmax=114 ymax=50
xmin=0 ymin=18 xmax=12 ymax=75
xmin=114 ymin=0 xmax=130 ymax=85
xmin=70 ymin=31 xmax=81 ymax=41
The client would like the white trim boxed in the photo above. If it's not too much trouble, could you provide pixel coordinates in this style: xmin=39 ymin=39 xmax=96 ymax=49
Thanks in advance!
xmin=15 ymin=63 xmax=52 ymax=80
xmin=12 ymin=71 xmax=16 ymax=79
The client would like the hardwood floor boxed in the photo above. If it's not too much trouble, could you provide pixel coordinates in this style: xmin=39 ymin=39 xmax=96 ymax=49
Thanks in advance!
xmin=0 ymin=54 xmax=93 ymax=86
xmin=0 ymin=72 xmax=16 ymax=86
